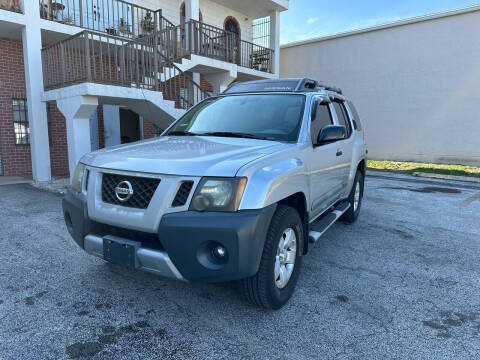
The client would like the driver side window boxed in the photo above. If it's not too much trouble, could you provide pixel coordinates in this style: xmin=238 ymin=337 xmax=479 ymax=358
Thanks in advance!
xmin=311 ymin=103 xmax=333 ymax=145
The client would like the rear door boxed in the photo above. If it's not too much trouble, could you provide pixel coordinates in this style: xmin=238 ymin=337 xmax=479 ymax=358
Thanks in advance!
xmin=308 ymin=97 xmax=345 ymax=219
xmin=331 ymin=99 xmax=354 ymax=189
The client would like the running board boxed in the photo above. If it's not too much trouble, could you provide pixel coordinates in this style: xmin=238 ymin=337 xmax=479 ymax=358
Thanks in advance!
xmin=308 ymin=201 xmax=351 ymax=243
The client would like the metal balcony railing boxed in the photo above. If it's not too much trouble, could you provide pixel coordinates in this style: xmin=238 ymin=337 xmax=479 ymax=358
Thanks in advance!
xmin=38 ymin=0 xmax=274 ymax=74
xmin=155 ymin=20 xmax=274 ymax=73
xmin=38 ymin=0 xmax=173 ymax=39
xmin=41 ymin=30 xmax=211 ymax=110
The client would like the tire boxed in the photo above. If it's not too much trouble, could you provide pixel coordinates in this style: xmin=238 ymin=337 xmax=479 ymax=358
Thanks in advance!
xmin=239 ymin=205 xmax=303 ymax=310
xmin=341 ymin=170 xmax=364 ymax=224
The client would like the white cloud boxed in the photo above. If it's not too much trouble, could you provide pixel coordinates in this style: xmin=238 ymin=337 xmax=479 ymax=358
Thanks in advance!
xmin=307 ymin=17 xmax=318 ymax=24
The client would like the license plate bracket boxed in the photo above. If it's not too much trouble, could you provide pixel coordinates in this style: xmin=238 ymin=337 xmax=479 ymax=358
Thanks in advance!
xmin=103 ymin=235 xmax=140 ymax=268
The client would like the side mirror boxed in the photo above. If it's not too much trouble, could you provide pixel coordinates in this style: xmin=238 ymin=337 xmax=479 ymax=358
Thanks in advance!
xmin=317 ymin=125 xmax=346 ymax=145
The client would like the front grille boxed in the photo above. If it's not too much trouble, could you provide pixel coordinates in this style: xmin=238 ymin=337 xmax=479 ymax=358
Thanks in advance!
xmin=101 ymin=173 xmax=160 ymax=209
xmin=172 ymin=181 xmax=194 ymax=207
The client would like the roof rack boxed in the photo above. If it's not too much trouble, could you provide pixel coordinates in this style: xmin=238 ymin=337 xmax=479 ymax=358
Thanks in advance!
xmin=223 ymin=78 xmax=342 ymax=95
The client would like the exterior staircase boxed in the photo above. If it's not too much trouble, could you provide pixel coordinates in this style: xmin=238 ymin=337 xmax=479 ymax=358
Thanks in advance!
xmin=41 ymin=9 xmax=274 ymax=127
xmin=41 ymin=28 xmax=211 ymax=128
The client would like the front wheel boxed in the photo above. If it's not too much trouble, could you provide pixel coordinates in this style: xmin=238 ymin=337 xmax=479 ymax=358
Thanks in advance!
xmin=239 ymin=205 xmax=303 ymax=310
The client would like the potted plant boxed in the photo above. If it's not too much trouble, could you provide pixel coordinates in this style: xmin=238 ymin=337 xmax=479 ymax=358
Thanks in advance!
xmin=39 ymin=2 xmax=48 ymax=18
xmin=1 ymin=0 xmax=14 ymax=11
xmin=62 ymin=15 xmax=74 ymax=25
xmin=13 ymin=0 xmax=21 ymax=12
xmin=141 ymin=11 xmax=154 ymax=33
xmin=118 ymin=18 xmax=126 ymax=32
xmin=106 ymin=27 xmax=117 ymax=35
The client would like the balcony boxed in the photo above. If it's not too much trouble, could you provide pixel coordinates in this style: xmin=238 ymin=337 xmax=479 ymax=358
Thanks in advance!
xmin=41 ymin=30 xmax=210 ymax=110
xmin=0 ymin=0 xmax=22 ymax=13
xmin=158 ymin=20 xmax=274 ymax=73
xmin=38 ymin=0 xmax=172 ymax=38
xmin=38 ymin=0 xmax=274 ymax=74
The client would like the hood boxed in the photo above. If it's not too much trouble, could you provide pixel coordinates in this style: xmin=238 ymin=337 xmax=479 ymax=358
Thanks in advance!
xmin=82 ymin=136 xmax=287 ymax=177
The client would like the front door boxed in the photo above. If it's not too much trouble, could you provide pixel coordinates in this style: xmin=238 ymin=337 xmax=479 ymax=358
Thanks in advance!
xmin=308 ymin=99 xmax=345 ymax=219
xmin=224 ymin=18 xmax=240 ymax=63
xmin=331 ymin=100 xmax=354 ymax=189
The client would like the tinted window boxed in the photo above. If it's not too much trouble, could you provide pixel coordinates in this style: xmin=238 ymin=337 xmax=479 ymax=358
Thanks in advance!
xmin=333 ymin=101 xmax=352 ymax=137
xmin=311 ymin=103 xmax=333 ymax=144
xmin=167 ymin=94 xmax=305 ymax=142
xmin=346 ymin=100 xmax=362 ymax=130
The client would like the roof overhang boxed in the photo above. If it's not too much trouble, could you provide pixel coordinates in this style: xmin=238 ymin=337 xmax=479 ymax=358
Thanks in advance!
xmin=207 ymin=0 xmax=288 ymax=18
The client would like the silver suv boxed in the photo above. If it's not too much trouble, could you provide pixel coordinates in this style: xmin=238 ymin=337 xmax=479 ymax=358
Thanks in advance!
xmin=63 ymin=78 xmax=367 ymax=309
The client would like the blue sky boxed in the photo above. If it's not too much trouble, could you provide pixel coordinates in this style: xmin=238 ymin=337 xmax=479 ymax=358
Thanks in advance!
xmin=280 ymin=0 xmax=480 ymax=44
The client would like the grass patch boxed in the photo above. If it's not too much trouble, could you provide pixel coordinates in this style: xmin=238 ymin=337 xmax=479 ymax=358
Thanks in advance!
xmin=367 ymin=160 xmax=480 ymax=178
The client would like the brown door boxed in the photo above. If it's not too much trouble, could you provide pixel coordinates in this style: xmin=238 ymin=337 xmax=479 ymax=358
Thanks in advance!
xmin=224 ymin=18 xmax=240 ymax=64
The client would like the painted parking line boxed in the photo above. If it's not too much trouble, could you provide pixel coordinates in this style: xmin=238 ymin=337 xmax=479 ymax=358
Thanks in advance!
xmin=460 ymin=192 xmax=480 ymax=207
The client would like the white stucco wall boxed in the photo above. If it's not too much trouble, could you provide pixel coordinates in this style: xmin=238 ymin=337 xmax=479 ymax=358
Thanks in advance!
xmin=134 ymin=0 xmax=253 ymax=42
xmin=280 ymin=7 xmax=480 ymax=165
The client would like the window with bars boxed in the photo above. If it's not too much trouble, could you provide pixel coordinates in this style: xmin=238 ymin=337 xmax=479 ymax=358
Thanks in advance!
xmin=12 ymin=99 xmax=29 ymax=145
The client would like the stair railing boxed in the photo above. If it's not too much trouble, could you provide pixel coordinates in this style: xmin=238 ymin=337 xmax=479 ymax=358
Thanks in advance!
xmin=41 ymin=30 xmax=211 ymax=110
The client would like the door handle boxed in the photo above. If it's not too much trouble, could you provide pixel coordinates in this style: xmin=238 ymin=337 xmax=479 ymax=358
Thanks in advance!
xmin=336 ymin=150 xmax=343 ymax=157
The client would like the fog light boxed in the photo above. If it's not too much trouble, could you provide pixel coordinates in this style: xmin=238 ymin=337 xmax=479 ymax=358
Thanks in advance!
xmin=213 ymin=246 xmax=227 ymax=259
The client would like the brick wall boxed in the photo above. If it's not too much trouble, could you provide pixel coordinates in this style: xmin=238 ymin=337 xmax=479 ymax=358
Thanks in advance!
xmin=0 ymin=38 xmax=32 ymax=176
xmin=200 ymin=75 xmax=214 ymax=92
xmin=46 ymin=103 xmax=107 ymax=178
xmin=143 ymin=118 xmax=156 ymax=139
xmin=47 ymin=102 xmax=69 ymax=178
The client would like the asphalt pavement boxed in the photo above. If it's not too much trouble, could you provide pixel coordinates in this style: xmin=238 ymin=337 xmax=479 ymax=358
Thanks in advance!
xmin=0 ymin=173 xmax=479 ymax=359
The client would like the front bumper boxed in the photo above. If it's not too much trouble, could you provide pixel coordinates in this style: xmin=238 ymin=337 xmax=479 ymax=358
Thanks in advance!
xmin=62 ymin=188 xmax=276 ymax=282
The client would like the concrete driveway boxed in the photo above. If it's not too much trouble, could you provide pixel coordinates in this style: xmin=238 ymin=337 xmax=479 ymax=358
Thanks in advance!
xmin=0 ymin=174 xmax=479 ymax=359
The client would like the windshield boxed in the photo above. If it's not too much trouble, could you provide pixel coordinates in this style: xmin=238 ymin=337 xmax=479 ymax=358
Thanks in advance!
xmin=166 ymin=94 xmax=305 ymax=142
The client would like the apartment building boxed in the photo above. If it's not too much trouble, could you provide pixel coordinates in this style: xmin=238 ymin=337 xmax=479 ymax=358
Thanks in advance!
xmin=0 ymin=0 xmax=288 ymax=180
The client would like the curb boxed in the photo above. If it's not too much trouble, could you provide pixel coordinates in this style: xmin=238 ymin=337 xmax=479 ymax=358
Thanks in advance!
xmin=412 ymin=172 xmax=480 ymax=184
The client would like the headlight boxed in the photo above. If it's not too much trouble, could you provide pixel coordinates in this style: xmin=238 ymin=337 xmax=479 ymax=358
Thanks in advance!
xmin=189 ymin=177 xmax=247 ymax=212
xmin=71 ymin=162 xmax=86 ymax=192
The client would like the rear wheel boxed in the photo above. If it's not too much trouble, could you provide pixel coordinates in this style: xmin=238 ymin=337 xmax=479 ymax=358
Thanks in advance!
xmin=239 ymin=205 xmax=303 ymax=310
xmin=342 ymin=170 xmax=364 ymax=224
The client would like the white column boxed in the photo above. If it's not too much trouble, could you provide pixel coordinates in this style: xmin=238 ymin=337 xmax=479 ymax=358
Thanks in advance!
xmin=89 ymin=109 xmax=99 ymax=151
xmin=22 ymin=0 xmax=51 ymax=181
xmin=270 ymin=10 xmax=281 ymax=77
xmin=57 ymin=96 xmax=98 ymax=178
xmin=184 ymin=0 xmax=199 ymax=21
xmin=203 ymin=71 xmax=236 ymax=96
xmin=192 ymin=72 xmax=201 ymax=104
xmin=185 ymin=0 xmax=200 ymax=86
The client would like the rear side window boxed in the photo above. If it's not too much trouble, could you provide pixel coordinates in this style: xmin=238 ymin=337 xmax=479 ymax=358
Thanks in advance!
xmin=311 ymin=104 xmax=333 ymax=144
xmin=346 ymin=100 xmax=362 ymax=130
xmin=333 ymin=101 xmax=352 ymax=138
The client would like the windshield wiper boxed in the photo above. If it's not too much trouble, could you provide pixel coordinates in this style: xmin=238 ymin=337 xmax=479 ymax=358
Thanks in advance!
xmin=199 ymin=131 xmax=265 ymax=140
xmin=167 ymin=131 xmax=200 ymax=136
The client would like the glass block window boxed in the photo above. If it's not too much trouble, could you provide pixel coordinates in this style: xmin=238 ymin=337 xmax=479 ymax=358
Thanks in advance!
xmin=12 ymin=99 xmax=29 ymax=145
